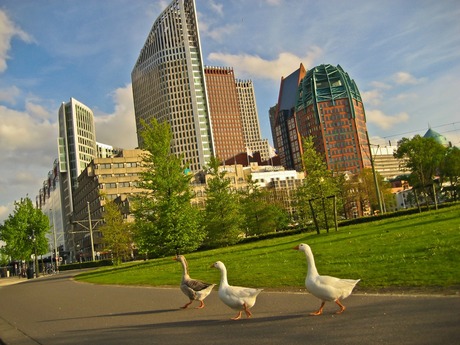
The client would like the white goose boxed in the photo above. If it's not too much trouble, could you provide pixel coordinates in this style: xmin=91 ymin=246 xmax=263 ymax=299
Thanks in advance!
xmin=211 ymin=261 xmax=263 ymax=320
xmin=294 ymin=243 xmax=360 ymax=315
xmin=174 ymin=255 xmax=215 ymax=309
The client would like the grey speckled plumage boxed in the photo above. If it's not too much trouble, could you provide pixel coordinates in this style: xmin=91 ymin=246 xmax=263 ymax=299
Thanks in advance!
xmin=174 ymin=255 xmax=215 ymax=309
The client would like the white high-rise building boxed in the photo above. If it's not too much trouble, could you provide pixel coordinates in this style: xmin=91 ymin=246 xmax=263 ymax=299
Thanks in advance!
xmin=236 ymin=80 xmax=271 ymax=161
xmin=131 ymin=0 xmax=213 ymax=172
xmin=58 ymin=97 xmax=97 ymax=191
xmin=57 ymin=97 xmax=97 ymax=258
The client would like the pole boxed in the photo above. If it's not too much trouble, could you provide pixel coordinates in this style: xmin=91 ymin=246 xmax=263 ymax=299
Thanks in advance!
xmin=32 ymin=230 xmax=39 ymax=278
xmin=432 ymin=183 xmax=438 ymax=210
xmin=319 ymin=178 xmax=329 ymax=233
xmin=332 ymin=195 xmax=338 ymax=231
xmin=308 ymin=199 xmax=320 ymax=234
xmin=87 ymin=202 xmax=95 ymax=261
xmin=366 ymin=131 xmax=383 ymax=214
xmin=51 ymin=209 xmax=59 ymax=272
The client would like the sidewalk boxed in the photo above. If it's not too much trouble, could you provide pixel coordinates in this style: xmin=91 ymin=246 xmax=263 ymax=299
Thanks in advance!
xmin=0 ymin=276 xmax=29 ymax=287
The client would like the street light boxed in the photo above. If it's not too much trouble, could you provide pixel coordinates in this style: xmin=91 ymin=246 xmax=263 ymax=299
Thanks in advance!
xmin=30 ymin=230 xmax=39 ymax=278
xmin=71 ymin=202 xmax=102 ymax=261
xmin=50 ymin=209 xmax=59 ymax=273
xmin=365 ymin=131 xmax=383 ymax=214
xmin=319 ymin=177 xmax=329 ymax=233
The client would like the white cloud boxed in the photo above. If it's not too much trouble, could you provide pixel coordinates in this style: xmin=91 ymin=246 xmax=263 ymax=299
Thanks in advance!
xmin=370 ymin=81 xmax=391 ymax=90
xmin=208 ymin=0 xmax=223 ymax=16
xmin=264 ymin=0 xmax=283 ymax=5
xmin=94 ymin=84 xmax=138 ymax=149
xmin=0 ymin=9 xmax=34 ymax=73
xmin=0 ymin=205 xmax=9 ymax=224
xmin=0 ymin=104 xmax=55 ymax=152
xmin=208 ymin=47 xmax=323 ymax=80
xmin=366 ymin=109 xmax=410 ymax=130
xmin=198 ymin=6 xmax=239 ymax=43
xmin=0 ymin=85 xmax=20 ymax=104
xmin=393 ymin=71 xmax=424 ymax=85
xmin=361 ymin=89 xmax=384 ymax=106
xmin=393 ymin=92 xmax=418 ymax=102
xmin=0 ymin=102 xmax=56 ymax=223
xmin=369 ymin=135 xmax=391 ymax=147
xmin=200 ymin=23 xmax=239 ymax=42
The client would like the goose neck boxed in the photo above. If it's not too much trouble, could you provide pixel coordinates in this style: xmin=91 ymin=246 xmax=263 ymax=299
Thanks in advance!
xmin=305 ymin=249 xmax=319 ymax=277
xmin=179 ymin=258 xmax=189 ymax=277
xmin=219 ymin=265 xmax=229 ymax=286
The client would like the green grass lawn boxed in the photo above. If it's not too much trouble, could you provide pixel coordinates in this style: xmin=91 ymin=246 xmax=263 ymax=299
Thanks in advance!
xmin=75 ymin=204 xmax=460 ymax=293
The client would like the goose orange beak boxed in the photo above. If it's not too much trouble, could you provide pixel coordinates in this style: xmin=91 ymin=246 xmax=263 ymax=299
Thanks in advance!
xmin=293 ymin=245 xmax=300 ymax=250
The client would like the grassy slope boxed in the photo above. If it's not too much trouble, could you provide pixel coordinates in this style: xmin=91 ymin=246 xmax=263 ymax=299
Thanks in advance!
xmin=75 ymin=204 xmax=460 ymax=293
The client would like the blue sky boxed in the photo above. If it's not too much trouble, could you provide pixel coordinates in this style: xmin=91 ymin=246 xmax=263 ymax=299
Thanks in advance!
xmin=1 ymin=0 xmax=459 ymax=223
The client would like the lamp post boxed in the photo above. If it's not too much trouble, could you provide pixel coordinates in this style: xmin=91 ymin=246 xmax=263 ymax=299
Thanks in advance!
xmin=319 ymin=177 xmax=329 ymax=233
xmin=31 ymin=230 xmax=39 ymax=278
xmin=365 ymin=131 xmax=383 ymax=214
xmin=50 ymin=209 xmax=59 ymax=273
xmin=71 ymin=202 xmax=102 ymax=262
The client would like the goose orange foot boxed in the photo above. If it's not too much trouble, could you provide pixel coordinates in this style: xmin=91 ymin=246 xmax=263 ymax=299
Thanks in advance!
xmin=310 ymin=301 xmax=325 ymax=316
xmin=243 ymin=303 xmax=252 ymax=318
xmin=181 ymin=301 xmax=193 ymax=309
xmin=335 ymin=300 xmax=346 ymax=314
xmin=231 ymin=311 xmax=243 ymax=320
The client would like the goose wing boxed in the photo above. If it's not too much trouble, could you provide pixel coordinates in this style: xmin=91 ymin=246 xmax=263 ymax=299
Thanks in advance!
xmin=186 ymin=278 xmax=214 ymax=292
xmin=307 ymin=275 xmax=359 ymax=301
xmin=220 ymin=285 xmax=262 ymax=308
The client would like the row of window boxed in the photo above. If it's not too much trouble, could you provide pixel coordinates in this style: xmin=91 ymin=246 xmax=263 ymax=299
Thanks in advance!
xmin=99 ymin=182 xmax=138 ymax=189
xmin=96 ymin=162 xmax=138 ymax=169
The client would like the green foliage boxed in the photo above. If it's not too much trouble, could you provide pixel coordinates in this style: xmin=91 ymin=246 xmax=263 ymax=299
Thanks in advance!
xmin=345 ymin=168 xmax=395 ymax=214
xmin=133 ymin=119 xmax=205 ymax=257
xmin=395 ymin=135 xmax=446 ymax=189
xmin=295 ymin=136 xmax=340 ymax=231
xmin=239 ymin=176 xmax=289 ymax=236
xmin=0 ymin=197 xmax=49 ymax=261
xmin=202 ymin=156 xmax=243 ymax=247
xmin=440 ymin=146 xmax=460 ymax=201
xmin=59 ymin=259 xmax=113 ymax=271
xmin=98 ymin=197 xmax=133 ymax=265
xmin=0 ymin=252 xmax=8 ymax=266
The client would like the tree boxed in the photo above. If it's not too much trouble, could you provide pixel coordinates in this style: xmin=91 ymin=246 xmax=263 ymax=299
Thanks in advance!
xmin=345 ymin=168 xmax=395 ymax=215
xmin=295 ymin=137 xmax=340 ymax=233
xmin=296 ymin=137 xmax=337 ymax=233
xmin=98 ymin=197 xmax=133 ymax=265
xmin=202 ymin=156 xmax=242 ymax=247
xmin=394 ymin=135 xmax=447 ymax=205
xmin=0 ymin=197 xmax=49 ymax=275
xmin=133 ymin=119 xmax=205 ymax=257
xmin=440 ymin=146 xmax=460 ymax=201
xmin=238 ymin=176 xmax=289 ymax=236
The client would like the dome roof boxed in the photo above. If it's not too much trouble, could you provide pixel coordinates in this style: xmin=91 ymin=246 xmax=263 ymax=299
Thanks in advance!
xmin=423 ymin=128 xmax=449 ymax=147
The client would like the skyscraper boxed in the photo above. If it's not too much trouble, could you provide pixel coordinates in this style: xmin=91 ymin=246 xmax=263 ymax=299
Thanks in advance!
xmin=295 ymin=64 xmax=371 ymax=174
xmin=274 ymin=64 xmax=371 ymax=174
xmin=131 ymin=0 xmax=213 ymax=172
xmin=204 ymin=66 xmax=245 ymax=161
xmin=273 ymin=63 xmax=307 ymax=170
xmin=58 ymin=97 xmax=97 ymax=258
xmin=236 ymin=79 xmax=270 ymax=161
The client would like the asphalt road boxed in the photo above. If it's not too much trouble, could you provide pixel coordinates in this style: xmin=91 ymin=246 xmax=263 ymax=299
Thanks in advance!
xmin=0 ymin=272 xmax=459 ymax=345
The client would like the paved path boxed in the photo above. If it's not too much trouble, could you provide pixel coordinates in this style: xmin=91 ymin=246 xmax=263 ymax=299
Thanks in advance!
xmin=0 ymin=272 xmax=459 ymax=345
